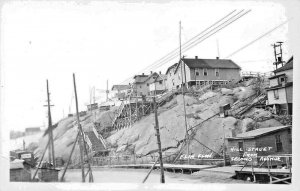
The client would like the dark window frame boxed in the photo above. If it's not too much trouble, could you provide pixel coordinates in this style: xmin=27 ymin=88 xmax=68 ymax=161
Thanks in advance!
xmin=273 ymin=89 xmax=279 ymax=99
xmin=215 ymin=68 xmax=219 ymax=77
xmin=275 ymin=134 xmax=283 ymax=152
xmin=238 ymin=141 xmax=244 ymax=158
xmin=203 ymin=68 xmax=208 ymax=76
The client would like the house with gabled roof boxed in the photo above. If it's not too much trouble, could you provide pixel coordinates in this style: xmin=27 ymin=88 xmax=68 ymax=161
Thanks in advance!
xmin=111 ymin=84 xmax=130 ymax=100
xmin=266 ymin=56 xmax=293 ymax=115
xmin=165 ymin=56 xmax=241 ymax=90
xmin=131 ymin=73 xmax=149 ymax=96
xmin=149 ymin=72 xmax=167 ymax=96
xmin=132 ymin=71 xmax=166 ymax=96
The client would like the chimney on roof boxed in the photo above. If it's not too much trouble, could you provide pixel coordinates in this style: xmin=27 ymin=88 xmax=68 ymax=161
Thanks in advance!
xmin=150 ymin=71 xmax=153 ymax=74
xmin=159 ymin=71 xmax=161 ymax=74
xmin=195 ymin=56 xmax=198 ymax=59
xmin=216 ymin=57 xmax=219 ymax=59
xmin=142 ymin=73 xmax=144 ymax=75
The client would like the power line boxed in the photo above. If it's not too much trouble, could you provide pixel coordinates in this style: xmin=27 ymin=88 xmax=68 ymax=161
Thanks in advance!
xmin=147 ymin=10 xmax=251 ymax=72
xmin=147 ymin=10 xmax=246 ymax=71
xmin=120 ymin=10 xmax=240 ymax=84
xmin=135 ymin=9 xmax=250 ymax=79
xmin=120 ymin=10 xmax=250 ymax=85
xmin=138 ymin=10 xmax=238 ymax=73
xmin=225 ymin=19 xmax=291 ymax=59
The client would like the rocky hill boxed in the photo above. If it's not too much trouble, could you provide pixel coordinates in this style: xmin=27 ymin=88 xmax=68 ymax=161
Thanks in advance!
xmin=32 ymin=79 xmax=286 ymax=165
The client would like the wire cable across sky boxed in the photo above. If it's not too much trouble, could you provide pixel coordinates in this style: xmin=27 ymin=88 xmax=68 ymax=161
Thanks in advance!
xmin=120 ymin=9 xmax=251 ymax=85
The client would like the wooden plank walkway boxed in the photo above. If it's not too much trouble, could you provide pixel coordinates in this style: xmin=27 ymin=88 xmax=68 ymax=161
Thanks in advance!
xmin=94 ymin=163 xmax=217 ymax=174
xmin=237 ymin=167 xmax=290 ymax=175
xmin=202 ymin=166 xmax=243 ymax=175
xmin=235 ymin=167 xmax=292 ymax=184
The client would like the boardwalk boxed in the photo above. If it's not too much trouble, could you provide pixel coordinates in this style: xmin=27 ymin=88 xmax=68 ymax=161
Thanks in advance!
xmin=95 ymin=163 xmax=217 ymax=174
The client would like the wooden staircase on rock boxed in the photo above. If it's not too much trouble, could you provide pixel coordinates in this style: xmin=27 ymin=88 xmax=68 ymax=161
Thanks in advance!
xmin=85 ymin=125 xmax=108 ymax=155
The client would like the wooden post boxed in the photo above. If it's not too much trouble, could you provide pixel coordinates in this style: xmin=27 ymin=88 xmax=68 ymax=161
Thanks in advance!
xmin=153 ymin=97 xmax=165 ymax=183
xmin=46 ymin=80 xmax=56 ymax=168
xmin=178 ymin=22 xmax=189 ymax=163
xmin=60 ymin=131 xmax=80 ymax=181
xmin=180 ymin=60 xmax=190 ymax=164
xmin=142 ymin=97 xmax=145 ymax=116
xmin=73 ymin=73 xmax=94 ymax=182
xmin=129 ymin=97 xmax=132 ymax=127
xmin=222 ymin=123 xmax=226 ymax=166
xmin=136 ymin=97 xmax=138 ymax=120
xmin=142 ymin=157 xmax=159 ymax=183
xmin=32 ymin=138 xmax=51 ymax=180
xmin=73 ymin=73 xmax=86 ymax=183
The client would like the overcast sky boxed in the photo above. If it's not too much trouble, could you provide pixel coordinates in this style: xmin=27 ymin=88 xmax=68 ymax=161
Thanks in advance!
xmin=0 ymin=0 xmax=293 ymax=132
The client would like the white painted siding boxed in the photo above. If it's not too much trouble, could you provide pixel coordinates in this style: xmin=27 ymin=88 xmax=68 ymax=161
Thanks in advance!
xmin=267 ymin=88 xmax=287 ymax=105
xmin=276 ymin=69 xmax=293 ymax=83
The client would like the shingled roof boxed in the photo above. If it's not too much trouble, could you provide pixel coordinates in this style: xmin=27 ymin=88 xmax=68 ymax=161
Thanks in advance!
xmin=227 ymin=125 xmax=291 ymax=140
xmin=273 ymin=56 xmax=293 ymax=73
xmin=182 ymin=58 xmax=241 ymax=69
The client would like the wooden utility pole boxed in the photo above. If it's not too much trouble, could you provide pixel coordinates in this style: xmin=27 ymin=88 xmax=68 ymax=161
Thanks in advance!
xmin=153 ymin=97 xmax=165 ymax=183
xmin=45 ymin=80 xmax=56 ymax=168
xmin=142 ymin=96 xmax=145 ymax=116
xmin=23 ymin=140 xmax=25 ymax=151
xmin=129 ymin=96 xmax=132 ymax=127
xmin=73 ymin=73 xmax=94 ymax=182
xmin=135 ymin=97 xmax=138 ymax=120
xmin=179 ymin=21 xmax=190 ymax=164
xmin=106 ymin=79 xmax=109 ymax=102
xmin=73 ymin=74 xmax=86 ymax=182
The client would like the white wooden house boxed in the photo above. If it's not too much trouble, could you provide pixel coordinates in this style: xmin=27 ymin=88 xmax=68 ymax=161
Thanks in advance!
xmin=266 ymin=56 xmax=293 ymax=115
xmin=165 ymin=56 xmax=241 ymax=90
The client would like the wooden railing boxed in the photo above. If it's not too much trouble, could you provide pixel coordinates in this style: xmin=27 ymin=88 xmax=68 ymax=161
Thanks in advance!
xmin=92 ymin=126 xmax=107 ymax=149
xmin=111 ymin=100 xmax=125 ymax=127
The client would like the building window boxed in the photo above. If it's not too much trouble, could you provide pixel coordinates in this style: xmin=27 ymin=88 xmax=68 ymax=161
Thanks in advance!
xmin=279 ymin=76 xmax=285 ymax=84
xmin=159 ymin=81 xmax=163 ymax=85
xmin=172 ymin=79 xmax=175 ymax=86
xmin=195 ymin=69 xmax=200 ymax=76
xmin=147 ymin=83 xmax=149 ymax=86
xmin=238 ymin=141 xmax=244 ymax=158
xmin=275 ymin=135 xmax=283 ymax=152
xmin=203 ymin=68 xmax=208 ymax=76
xmin=273 ymin=89 xmax=279 ymax=99
xmin=215 ymin=68 xmax=219 ymax=77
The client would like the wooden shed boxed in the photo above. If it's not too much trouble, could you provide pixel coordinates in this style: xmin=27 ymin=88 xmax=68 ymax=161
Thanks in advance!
xmin=10 ymin=159 xmax=31 ymax=182
xmin=226 ymin=125 xmax=292 ymax=167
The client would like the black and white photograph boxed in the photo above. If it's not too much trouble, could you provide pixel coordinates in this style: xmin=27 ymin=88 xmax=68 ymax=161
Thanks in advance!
xmin=1 ymin=0 xmax=299 ymax=190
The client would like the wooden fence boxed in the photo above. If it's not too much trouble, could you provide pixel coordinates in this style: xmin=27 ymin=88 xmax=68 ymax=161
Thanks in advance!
xmin=91 ymin=152 xmax=177 ymax=166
